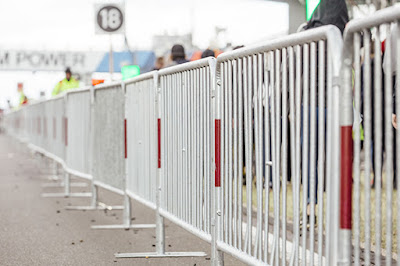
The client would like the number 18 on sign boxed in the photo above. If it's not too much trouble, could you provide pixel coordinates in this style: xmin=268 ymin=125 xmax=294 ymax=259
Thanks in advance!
xmin=95 ymin=3 xmax=125 ymax=78
xmin=95 ymin=3 xmax=125 ymax=34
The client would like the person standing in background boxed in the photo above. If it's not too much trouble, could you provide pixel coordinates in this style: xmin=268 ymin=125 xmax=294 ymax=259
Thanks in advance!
xmin=166 ymin=44 xmax=189 ymax=67
xmin=52 ymin=67 xmax=79 ymax=96
xmin=153 ymin=56 xmax=165 ymax=70
xmin=17 ymin=83 xmax=28 ymax=106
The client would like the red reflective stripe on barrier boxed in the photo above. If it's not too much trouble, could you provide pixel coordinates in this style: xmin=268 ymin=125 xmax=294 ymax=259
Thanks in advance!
xmin=44 ymin=117 xmax=47 ymax=138
xmin=215 ymin=119 xmax=221 ymax=187
xmin=124 ymin=119 xmax=127 ymax=159
xmin=53 ymin=117 xmax=56 ymax=139
xmin=340 ymin=125 xmax=353 ymax=229
xmin=158 ymin=119 xmax=161 ymax=168
xmin=64 ymin=117 xmax=68 ymax=146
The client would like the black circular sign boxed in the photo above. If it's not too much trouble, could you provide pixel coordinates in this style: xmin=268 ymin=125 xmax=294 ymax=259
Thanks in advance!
xmin=97 ymin=5 xmax=124 ymax=32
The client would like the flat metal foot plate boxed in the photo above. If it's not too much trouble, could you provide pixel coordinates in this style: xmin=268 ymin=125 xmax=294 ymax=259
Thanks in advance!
xmin=40 ymin=176 xmax=60 ymax=181
xmin=41 ymin=192 xmax=92 ymax=198
xmin=91 ymin=224 xmax=156 ymax=230
xmin=41 ymin=182 xmax=87 ymax=188
xmin=65 ymin=205 xmax=124 ymax=211
xmin=115 ymin=252 xmax=207 ymax=258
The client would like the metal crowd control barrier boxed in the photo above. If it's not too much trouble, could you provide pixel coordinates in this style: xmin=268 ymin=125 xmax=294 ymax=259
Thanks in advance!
xmin=24 ymin=100 xmax=65 ymax=182
xmin=341 ymin=6 xmax=400 ymax=265
xmin=115 ymin=60 xmax=215 ymax=259
xmin=86 ymin=81 xmax=154 ymax=230
xmin=65 ymin=83 xmax=126 ymax=213
xmin=40 ymin=89 xmax=92 ymax=198
xmin=125 ymin=72 xmax=158 ymax=209
xmin=9 ymin=23 xmax=397 ymax=266
xmin=213 ymin=25 xmax=342 ymax=265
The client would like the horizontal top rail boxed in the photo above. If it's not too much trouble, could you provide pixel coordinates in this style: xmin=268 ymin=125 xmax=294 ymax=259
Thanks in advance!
xmin=124 ymin=71 xmax=156 ymax=85
xmin=217 ymin=25 xmax=343 ymax=76
xmin=158 ymin=57 xmax=216 ymax=76
xmin=93 ymin=80 xmax=122 ymax=91
xmin=63 ymin=86 xmax=91 ymax=96
xmin=344 ymin=6 xmax=400 ymax=38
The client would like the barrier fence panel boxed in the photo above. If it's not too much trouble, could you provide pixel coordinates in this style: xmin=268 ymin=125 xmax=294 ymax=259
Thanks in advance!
xmin=214 ymin=25 xmax=343 ymax=265
xmin=91 ymin=83 xmax=125 ymax=194
xmin=158 ymin=58 xmax=215 ymax=242
xmin=47 ymin=97 xmax=66 ymax=162
xmin=125 ymin=72 xmax=158 ymax=209
xmin=41 ymin=100 xmax=51 ymax=154
xmin=341 ymin=6 xmax=400 ymax=265
xmin=115 ymin=61 xmax=211 ymax=259
xmin=30 ymin=102 xmax=46 ymax=150
xmin=65 ymin=89 xmax=92 ymax=177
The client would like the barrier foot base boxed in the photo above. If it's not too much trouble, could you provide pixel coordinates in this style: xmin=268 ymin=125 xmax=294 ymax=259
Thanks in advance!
xmin=40 ymin=175 xmax=60 ymax=181
xmin=41 ymin=182 xmax=88 ymax=188
xmin=115 ymin=252 xmax=207 ymax=258
xmin=91 ymin=224 xmax=156 ymax=230
xmin=65 ymin=204 xmax=124 ymax=211
xmin=41 ymin=192 xmax=92 ymax=198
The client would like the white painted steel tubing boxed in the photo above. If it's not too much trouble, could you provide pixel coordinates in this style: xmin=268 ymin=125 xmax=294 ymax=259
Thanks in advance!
xmin=342 ymin=6 xmax=400 ymax=266
xmin=214 ymin=25 xmax=343 ymax=266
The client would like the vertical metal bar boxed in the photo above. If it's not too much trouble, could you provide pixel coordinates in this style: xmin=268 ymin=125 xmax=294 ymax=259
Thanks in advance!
xmin=171 ymin=74 xmax=176 ymax=214
xmin=242 ymin=56 xmax=251 ymax=254
xmin=269 ymin=50 xmax=277 ymax=265
xmin=263 ymin=51 xmax=271 ymax=263
xmin=309 ymin=42 xmax=317 ymax=266
xmin=247 ymin=55 xmax=254 ymax=257
xmin=373 ymin=27 xmax=383 ymax=266
xmin=292 ymin=44 xmax=302 ymax=266
xmin=197 ymin=68 xmax=201 ymax=229
xmin=156 ymin=72 xmax=166 ymax=256
xmin=64 ymin=172 xmax=70 ymax=196
xmin=301 ymin=43 xmax=310 ymax=266
xmin=353 ymin=32 xmax=362 ymax=266
xmin=395 ymin=22 xmax=400 ymax=266
xmin=224 ymin=61 xmax=229 ymax=243
xmin=233 ymin=59 xmax=238 ymax=248
xmin=168 ymin=75 xmax=172 ymax=212
xmin=281 ymin=47 xmax=288 ymax=266
xmin=384 ymin=24 xmax=394 ymax=266
xmin=257 ymin=53 xmax=264 ymax=260
xmin=245 ymin=55 xmax=253 ymax=255
xmin=183 ymin=71 xmax=187 ymax=223
xmin=194 ymin=69 xmax=198 ymax=227
xmin=288 ymin=45 xmax=296 ymax=265
xmin=317 ymin=40 xmax=326 ymax=266
xmin=220 ymin=62 xmax=225 ymax=243
xmin=207 ymin=66 xmax=211 ymax=234
xmin=212 ymin=58 xmax=224 ymax=266
xmin=253 ymin=53 xmax=261 ymax=259
xmin=363 ymin=30 xmax=372 ymax=265
xmin=191 ymin=69 xmax=196 ymax=225
xmin=253 ymin=53 xmax=260 ymax=256
xmin=238 ymin=58 xmax=243 ymax=251
xmin=228 ymin=60 xmax=233 ymax=246
xmin=175 ymin=73 xmax=179 ymax=217
xmin=276 ymin=49 xmax=282 ymax=266
xmin=201 ymin=68 xmax=205 ymax=228
xmin=180 ymin=72 xmax=184 ymax=220
xmin=163 ymin=77 xmax=168 ymax=210
xmin=200 ymin=67 xmax=205 ymax=231
xmin=187 ymin=71 xmax=192 ymax=224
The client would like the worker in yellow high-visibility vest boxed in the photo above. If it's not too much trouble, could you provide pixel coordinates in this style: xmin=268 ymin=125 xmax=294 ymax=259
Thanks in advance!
xmin=52 ymin=67 xmax=79 ymax=96
xmin=17 ymin=83 xmax=28 ymax=106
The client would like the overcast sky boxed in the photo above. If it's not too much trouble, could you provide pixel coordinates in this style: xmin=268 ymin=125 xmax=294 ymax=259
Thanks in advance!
xmin=0 ymin=0 xmax=289 ymax=108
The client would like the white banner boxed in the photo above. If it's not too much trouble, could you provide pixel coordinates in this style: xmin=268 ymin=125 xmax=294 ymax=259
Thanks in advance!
xmin=0 ymin=50 xmax=104 ymax=73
